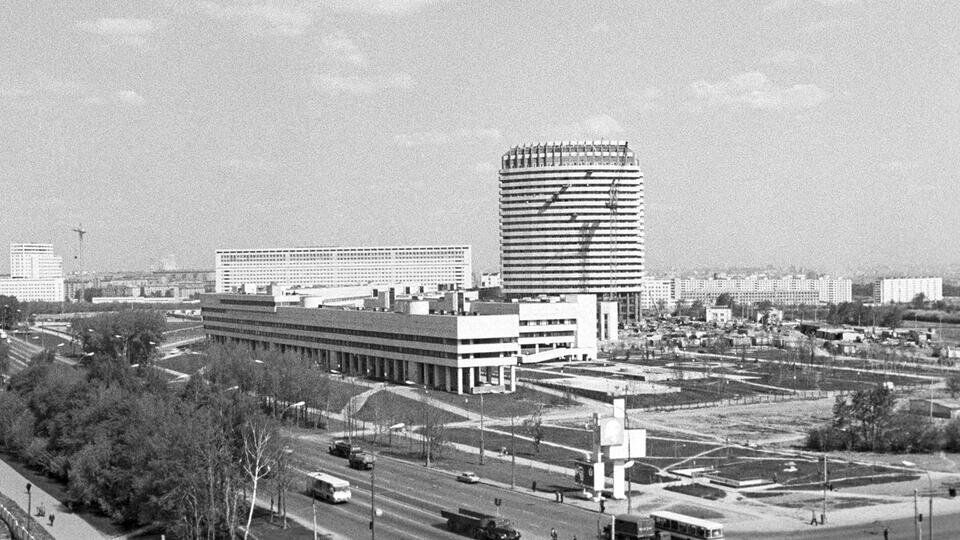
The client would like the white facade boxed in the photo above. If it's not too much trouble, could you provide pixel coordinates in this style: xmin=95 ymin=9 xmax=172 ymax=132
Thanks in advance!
xmin=480 ymin=272 xmax=502 ymax=288
xmin=10 ymin=243 xmax=62 ymax=279
xmin=641 ymin=278 xmax=676 ymax=310
xmin=0 ymin=278 xmax=65 ymax=302
xmin=705 ymin=306 xmax=732 ymax=325
xmin=499 ymin=141 xmax=645 ymax=318
xmin=873 ymin=277 xmax=943 ymax=304
xmin=215 ymin=245 xmax=472 ymax=293
xmin=675 ymin=277 xmax=851 ymax=305
xmin=202 ymin=292 xmax=520 ymax=394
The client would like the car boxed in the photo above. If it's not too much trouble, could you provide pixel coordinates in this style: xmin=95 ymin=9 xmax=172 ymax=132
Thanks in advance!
xmin=456 ymin=471 xmax=480 ymax=484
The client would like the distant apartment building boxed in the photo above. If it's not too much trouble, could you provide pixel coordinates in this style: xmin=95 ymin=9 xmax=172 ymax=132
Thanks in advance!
xmin=674 ymin=276 xmax=851 ymax=305
xmin=499 ymin=141 xmax=645 ymax=319
xmin=215 ymin=245 xmax=472 ymax=293
xmin=705 ymin=306 xmax=732 ymax=325
xmin=641 ymin=278 xmax=676 ymax=310
xmin=480 ymin=272 xmax=502 ymax=288
xmin=873 ymin=277 xmax=943 ymax=304
xmin=0 ymin=243 xmax=65 ymax=302
xmin=10 ymin=243 xmax=62 ymax=280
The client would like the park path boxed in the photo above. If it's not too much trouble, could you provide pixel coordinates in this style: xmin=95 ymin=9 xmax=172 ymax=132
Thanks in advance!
xmin=340 ymin=384 xmax=387 ymax=416
xmin=0 ymin=458 xmax=105 ymax=539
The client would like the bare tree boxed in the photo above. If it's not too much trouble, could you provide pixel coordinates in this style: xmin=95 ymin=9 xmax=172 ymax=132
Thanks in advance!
xmin=242 ymin=416 xmax=279 ymax=539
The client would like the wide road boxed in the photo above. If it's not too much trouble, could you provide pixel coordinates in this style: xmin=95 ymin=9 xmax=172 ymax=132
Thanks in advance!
xmin=768 ymin=510 xmax=960 ymax=539
xmin=288 ymin=438 xmax=605 ymax=540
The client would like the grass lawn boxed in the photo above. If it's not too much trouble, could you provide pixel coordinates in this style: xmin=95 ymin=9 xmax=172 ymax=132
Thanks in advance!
xmin=245 ymin=506 xmax=314 ymax=540
xmin=517 ymin=369 xmax=574 ymax=381
xmin=325 ymin=379 xmax=370 ymax=412
xmin=444 ymin=427 xmax=589 ymax=465
xmin=354 ymin=391 xmax=467 ymax=426
xmin=156 ymin=353 xmax=207 ymax=374
xmin=661 ymin=504 xmax=724 ymax=520
xmin=163 ymin=321 xmax=204 ymax=331
xmin=427 ymin=386 xmax=576 ymax=419
xmin=665 ymin=482 xmax=727 ymax=501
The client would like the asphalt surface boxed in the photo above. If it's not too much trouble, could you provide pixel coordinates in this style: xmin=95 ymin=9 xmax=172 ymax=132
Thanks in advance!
xmin=769 ymin=510 xmax=960 ymax=539
xmin=288 ymin=442 xmax=605 ymax=540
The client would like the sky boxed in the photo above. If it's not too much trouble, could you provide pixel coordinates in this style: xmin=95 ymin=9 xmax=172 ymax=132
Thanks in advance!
xmin=1 ymin=1 xmax=958 ymax=276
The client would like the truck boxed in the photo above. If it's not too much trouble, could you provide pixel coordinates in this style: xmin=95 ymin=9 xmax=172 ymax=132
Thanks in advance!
xmin=602 ymin=514 xmax=655 ymax=540
xmin=440 ymin=507 xmax=521 ymax=540
xmin=328 ymin=439 xmax=356 ymax=458
xmin=348 ymin=451 xmax=376 ymax=470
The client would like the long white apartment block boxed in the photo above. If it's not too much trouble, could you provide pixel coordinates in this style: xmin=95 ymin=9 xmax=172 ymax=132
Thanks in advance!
xmin=873 ymin=277 xmax=943 ymax=304
xmin=10 ymin=243 xmax=62 ymax=279
xmin=674 ymin=277 xmax=852 ymax=305
xmin=0 ymin=278 xmax=64 ymax=302
xmin=215 ymin=245 xmax=472 ymax=293
xmin=499 ymin=141 xmax=645 ymax=318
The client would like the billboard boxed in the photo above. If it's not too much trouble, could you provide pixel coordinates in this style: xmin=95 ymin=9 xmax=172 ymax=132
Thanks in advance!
xmin=574 ymin=460 xmax=594 ymax=487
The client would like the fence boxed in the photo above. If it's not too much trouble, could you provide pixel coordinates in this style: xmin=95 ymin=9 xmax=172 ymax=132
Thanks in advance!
xmin=0 ymin=491 xmax=53 ymax=540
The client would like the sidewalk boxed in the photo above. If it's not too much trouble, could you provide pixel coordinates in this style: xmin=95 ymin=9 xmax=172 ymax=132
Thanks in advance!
xmin=0 ymin=458 xmax=105 ymax=539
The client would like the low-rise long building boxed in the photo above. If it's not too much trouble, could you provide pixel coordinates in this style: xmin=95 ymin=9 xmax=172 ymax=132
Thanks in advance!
xmin=202 ymin=289 xmax=606 ymax=394
xmin=674 ymin=276 xmax=851 ymax=305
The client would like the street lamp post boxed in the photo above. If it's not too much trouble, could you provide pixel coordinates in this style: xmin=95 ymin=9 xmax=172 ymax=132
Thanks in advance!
xmin=465 ymin=393 xmax=485 ymax=466
xmin=904 ymin=461 xmax=934 ymax=540
xmin=371 ymin=423 xmax=404 ymax=540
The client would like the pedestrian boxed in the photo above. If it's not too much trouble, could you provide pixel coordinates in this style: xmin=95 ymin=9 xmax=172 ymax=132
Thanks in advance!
xmin=883 ymin=526 xmax=888 ymax=540
xmin=48 ymin=514 xmax=54 ymax=527
xmin=555 ymin=489 xmax=560 ymax=502
xmin=809 ymin=510 xmax=818 ymax=526
xmin=550 ymin=527 xmax=558 ymax=540
xmin=560 ymin=491 xmax=564 ymax=503
xmin=532 ymin=480 xmax=537 ymax=492
xmin=599 ymin=499 xmax=605 ymax=513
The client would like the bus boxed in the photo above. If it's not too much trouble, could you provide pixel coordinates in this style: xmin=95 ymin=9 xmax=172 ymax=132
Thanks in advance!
xmin=602 ymin=513 xmax=655 ymax=539
xmin=308 ymin=472 xmax=351 ymax=503
xmin=650 ymin=511 xmax=724 ymax=540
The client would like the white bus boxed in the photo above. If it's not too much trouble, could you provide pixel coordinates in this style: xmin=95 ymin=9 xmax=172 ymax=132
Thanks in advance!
xmin=650 ymin=511 xmax=724 ymax=540
xmin=309 ymin=472 xmax=351 ymax=503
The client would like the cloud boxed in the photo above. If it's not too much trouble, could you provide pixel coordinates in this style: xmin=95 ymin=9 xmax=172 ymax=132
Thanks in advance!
xmin=313 ymin=72 xmax=414 ymax=95
xmin=318 ymin=0 xmax=450 ymax=15
xmin=760 ymin=48 xmax=823 ymax=68
xmin=111 ymin=90 xmax=145 ymax=106
xmin=319 ymin=32 xmax=366 ymax=66
xmin=221 ymin=157 xmax=279 ymax=173
xmin=392 ymin=127 xmax=503 ymax=147
xmin=686 ymin=72 xmax=829 ymax=112
xmin=580 ymin=114 xmax=624 ymax=137
xmin=76 ymin=18 xmax=155 ymax=45
xmin=199 ymin=2 xmax=313 ymax=36
xmin=636 ymin=86 xmax=663 ymax=113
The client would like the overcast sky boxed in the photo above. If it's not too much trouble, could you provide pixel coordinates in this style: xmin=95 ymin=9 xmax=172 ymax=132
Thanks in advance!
xmin=1 ymin=1 xmax=957 ymax=275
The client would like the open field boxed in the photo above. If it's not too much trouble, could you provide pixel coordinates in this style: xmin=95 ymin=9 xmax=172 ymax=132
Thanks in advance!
xmin=355 ymin=391 xmax=467 ymax=426
xmin=665 ymin=482 xmax=726 ymax=500
xmin=426 ymin=384 xmax=576 ymax=418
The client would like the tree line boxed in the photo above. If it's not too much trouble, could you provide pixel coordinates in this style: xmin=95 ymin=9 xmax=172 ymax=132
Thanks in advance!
xmin=0 ymin=310 xmax=341 ymax=538
xmin=806 ymin=385 xmax=960 ymax=453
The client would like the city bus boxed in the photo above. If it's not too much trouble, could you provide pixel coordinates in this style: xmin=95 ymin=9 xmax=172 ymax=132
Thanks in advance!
xmin=650 ymin=511 xmax=724 ymax=540
xmin=308 ymin=472 xmax=351 ymax=503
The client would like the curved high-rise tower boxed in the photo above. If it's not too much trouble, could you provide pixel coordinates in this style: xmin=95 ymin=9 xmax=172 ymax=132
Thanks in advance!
xmin=499 ymin=140 xmax=645 ymax=319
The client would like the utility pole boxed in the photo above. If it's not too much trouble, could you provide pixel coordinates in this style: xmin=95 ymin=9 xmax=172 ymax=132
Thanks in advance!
xmin=480 ymin=392 xmax=485 ymax=465
xmin=510 ymin=416 xmax=516 ymax=489
xmin=312 ymin=500 xmax=318 ymax=540
xmin=821 ymin=454 xmax=827 ymax=525
xmin=370 ymin=463 xmax=376 ymax=540
xmin=914 ymin=488 xmax=920 ymax=540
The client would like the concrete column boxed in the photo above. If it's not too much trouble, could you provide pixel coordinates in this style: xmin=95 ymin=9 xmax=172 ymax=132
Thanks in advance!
xmin=509 ymin=365 xmax=516 ymax=392
xmin=433 ymin=364 xmax=441 ymax=390
xmin=498 ymin=366 xmax=505 ymax=386
xmin=445 ymin=366 xmax=452 ymax=392
xmin=456 ymin=367 xmax=463 ymax=395
xmin=612 ymin=461 xmax=626 ymax=499
xmin=468 ymin=367 xmax=475 ymax=393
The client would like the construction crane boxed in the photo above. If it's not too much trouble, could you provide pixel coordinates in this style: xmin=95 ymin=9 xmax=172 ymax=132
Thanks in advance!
xmin=72 ymin=223 xmax=87 ymax=275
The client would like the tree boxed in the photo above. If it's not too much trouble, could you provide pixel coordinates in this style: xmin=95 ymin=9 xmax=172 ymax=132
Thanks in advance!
xmin=72 ymin=310 xmax=166 ymax=364
xmin=715 ymin=293 xmax=735 ymax=308
xmin=241 ymin=415 xmax=279 ymax=540
xmin=948 ymin=374 xmax=960 ymax=398
xmin=523 ymin=404 xmax=545 ymax=454
xmin=0 ymin=295 xmax=22 ymax=329
xmin=912 ymin=292 xmax=927 ymax=309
